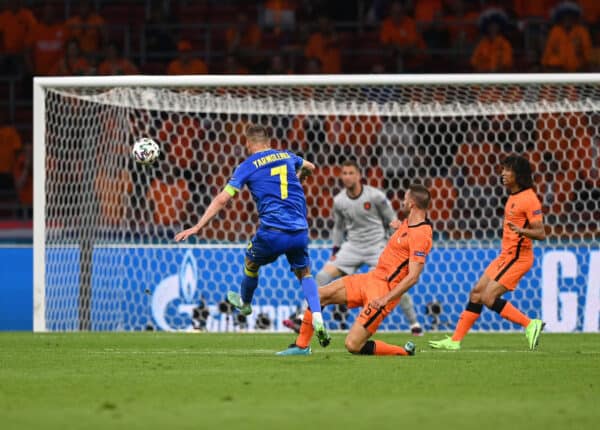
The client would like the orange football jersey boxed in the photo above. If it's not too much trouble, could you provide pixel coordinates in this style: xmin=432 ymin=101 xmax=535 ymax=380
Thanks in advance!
xmin=501 ymin=188 xmax=543 ymax=252
xmin=373 ymin=219 xmax=433 ymax=283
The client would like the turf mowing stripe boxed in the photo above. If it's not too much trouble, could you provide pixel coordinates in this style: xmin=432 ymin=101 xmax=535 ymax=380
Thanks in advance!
xmin=77 ymin=348 xmax=600 ymax=355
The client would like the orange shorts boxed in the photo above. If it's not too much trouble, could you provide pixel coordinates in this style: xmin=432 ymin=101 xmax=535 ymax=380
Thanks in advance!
xmin=484 ymin=250 xmax=534 ymax=290
xmin=343 ymin=272 xmax=400 ymax=334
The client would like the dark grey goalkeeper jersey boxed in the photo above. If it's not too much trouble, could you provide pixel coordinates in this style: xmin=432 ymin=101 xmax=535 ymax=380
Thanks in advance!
xmin=332 ymin=185 xmax=396 ymax=249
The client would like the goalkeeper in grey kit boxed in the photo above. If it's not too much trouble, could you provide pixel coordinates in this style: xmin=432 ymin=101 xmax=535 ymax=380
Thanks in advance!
xmin=317 ymin=159 xmax=423 ymax=335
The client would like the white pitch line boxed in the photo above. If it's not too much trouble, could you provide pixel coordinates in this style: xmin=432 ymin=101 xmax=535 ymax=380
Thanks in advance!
xmin=80 ymin=348 xmax=600 ymax=355
xmin=418 ymin=349 xmax=600 ymax=354
xmin=88 ymin=349 xmax=292 ymax=355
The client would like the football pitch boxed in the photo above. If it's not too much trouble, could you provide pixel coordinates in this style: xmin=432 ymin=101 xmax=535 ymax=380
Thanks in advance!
xmin=1 ymin=333 xmax=598 ymax=430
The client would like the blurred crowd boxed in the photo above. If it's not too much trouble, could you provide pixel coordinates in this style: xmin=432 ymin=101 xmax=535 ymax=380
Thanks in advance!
xmin=0 ymin=0 xmax=598 ymax=227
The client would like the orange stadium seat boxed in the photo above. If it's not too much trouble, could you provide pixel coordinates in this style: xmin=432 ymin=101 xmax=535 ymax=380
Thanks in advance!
xmin=535 ymin=112 xmax=574 ymax=175
xmin=426 ymin=177 xmax=458 ymax=232
xmin=513 ymin=0 xmax=558 ymax=18
xmin=454 ymin=141 xmax=502 ymax=187
xmin=306 ymin=188 xmax=333 ymax=220
xmin=562 ymin=113 xmax=599 ymax=189
xmin=539 ymin=171 xmax=576 ymax=214
xmin=366 ymin=166 xmax=384 ymax=188
xmin=225 ymin=205 xmax=251 ymax=241
xmin=204 ymin=219 xmax=218 ymax=240
xmin=239 ymin=189 xmax=258 ymax=236
xmin=305 ymin=165 xmax=342 ymax=191
xmin=568 ymin=138 xmax=600 ymax=189
xmin=287 ymin=115 xmax=306 ymax=147
xmin=475 ymin=85 xmax=523 ymax=104
xmin=322 ymin=115 xmax=382 ymax=147
xmin=390 ymin=199 xmax=401 ymax=213
xmin=146 ymin=177 xmax=191 ymax=227
xmin=304 ymin=166 xmax=341 ymax=220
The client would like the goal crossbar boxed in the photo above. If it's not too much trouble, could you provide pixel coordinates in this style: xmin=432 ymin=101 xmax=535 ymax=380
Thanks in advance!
xmin=34 ymin=73 xmax=600 ymax=89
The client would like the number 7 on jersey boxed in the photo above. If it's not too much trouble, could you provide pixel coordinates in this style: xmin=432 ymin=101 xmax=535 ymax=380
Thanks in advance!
xmin=271 ymin=165 xmax=288 ymax=199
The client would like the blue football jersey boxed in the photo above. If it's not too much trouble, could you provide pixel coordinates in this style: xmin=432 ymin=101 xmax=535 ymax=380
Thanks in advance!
xmin=226 ymin=149 xmax=308 ymax=231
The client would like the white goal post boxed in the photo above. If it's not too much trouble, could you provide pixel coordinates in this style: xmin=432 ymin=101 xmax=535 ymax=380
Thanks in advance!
xmin=33 ymin=74 xmax=600 ymax=333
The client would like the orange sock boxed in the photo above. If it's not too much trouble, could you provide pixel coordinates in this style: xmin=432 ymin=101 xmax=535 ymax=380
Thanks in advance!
xmin=295 ymin=309 xmax=314 ymax=348
xmin=500 ymin=302 xmax=531 ymax=328
xmin=451 ymin=310 xmax=481 ymax=341
xmin=373 ymin=340 xmax=408 ymax=356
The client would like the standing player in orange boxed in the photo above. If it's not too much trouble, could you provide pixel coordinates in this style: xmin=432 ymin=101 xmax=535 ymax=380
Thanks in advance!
xmin=277 ymin=184 xmax=433 ymax=356
xmin=430 ymin=155 xmax=546 ymax=351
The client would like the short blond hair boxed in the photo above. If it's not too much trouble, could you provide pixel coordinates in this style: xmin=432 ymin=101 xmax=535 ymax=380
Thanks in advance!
xmin=246 ymin=124 xmax=268 ymax=139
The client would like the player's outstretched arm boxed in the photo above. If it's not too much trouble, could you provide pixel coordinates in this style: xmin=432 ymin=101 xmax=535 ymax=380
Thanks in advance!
xmin=369 ymin=261 xmax=424 ymax=309
xmin=174 ymin=190 xmax=233 ymax=242
xmin=508 ymin=220 xmax=546 ymax=241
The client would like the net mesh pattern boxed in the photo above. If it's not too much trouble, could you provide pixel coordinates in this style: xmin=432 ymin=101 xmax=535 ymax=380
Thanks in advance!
xmin=42 ymin=81 xmax=600 ymax=331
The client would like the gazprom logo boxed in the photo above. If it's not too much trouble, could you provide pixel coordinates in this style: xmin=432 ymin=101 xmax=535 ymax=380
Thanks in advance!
xmin=151 ymin=250 xmax=199 ymax=331
xmin=179 ymin=251 xmax=197 ymax=303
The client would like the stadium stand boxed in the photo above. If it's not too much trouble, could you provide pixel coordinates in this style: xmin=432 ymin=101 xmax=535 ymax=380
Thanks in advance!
xmin=1 ymin=0 xmax=598 ymax=241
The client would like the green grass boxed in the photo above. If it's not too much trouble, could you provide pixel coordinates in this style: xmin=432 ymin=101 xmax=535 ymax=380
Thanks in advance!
xmin=1 ymin=332 xmax=599 ymax=430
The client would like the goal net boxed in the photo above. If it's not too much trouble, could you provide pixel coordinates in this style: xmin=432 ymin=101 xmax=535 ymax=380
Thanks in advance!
xmin=34 ymin=75 xmax=600 ymax=333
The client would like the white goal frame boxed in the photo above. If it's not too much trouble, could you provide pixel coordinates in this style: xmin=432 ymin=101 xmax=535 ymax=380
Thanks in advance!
xmin=33 ymin=73 xmax=600 ymax=332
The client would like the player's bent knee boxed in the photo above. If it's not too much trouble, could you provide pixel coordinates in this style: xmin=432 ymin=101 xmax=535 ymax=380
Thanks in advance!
xmin=344 ymin=337 xmax=363 ymax=354
xmin=479 ymin=286 xmax=500 ymax=308
xmin=244 ymin=259 xmax=260 ymax=272
xmin=293 ymin=267 xmax=311 ymax=281
xmin=472 ymin=278 xmax=487 ymax=294
xmin=469 ymin=291 xmax=482 ymax=304
xmin=344 ymin=333 xmax=368 ymax=354
xmin=481 ymin=293 xmax=498 ymax=309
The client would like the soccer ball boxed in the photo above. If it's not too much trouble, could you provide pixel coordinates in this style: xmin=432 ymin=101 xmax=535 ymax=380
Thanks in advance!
xmin=132 ymin=138 xmax=160 ymax=165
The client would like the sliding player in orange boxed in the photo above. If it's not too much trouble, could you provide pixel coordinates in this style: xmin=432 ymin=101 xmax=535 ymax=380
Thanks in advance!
xmin=277 ymin=184 xmax=433 ymax=356
xmin=430 ymin=155 xmax=546 ymax=351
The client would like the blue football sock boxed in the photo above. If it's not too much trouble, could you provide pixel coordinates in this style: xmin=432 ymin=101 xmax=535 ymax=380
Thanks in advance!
xmin=241 ymin=274 xmax=258 ymax=304
xmin=301 ymin=275 xmax=322 ymax=313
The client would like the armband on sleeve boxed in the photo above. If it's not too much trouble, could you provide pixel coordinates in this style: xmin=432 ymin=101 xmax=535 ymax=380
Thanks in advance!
xmin=224 ymin=184 xmax=238 ymax=197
